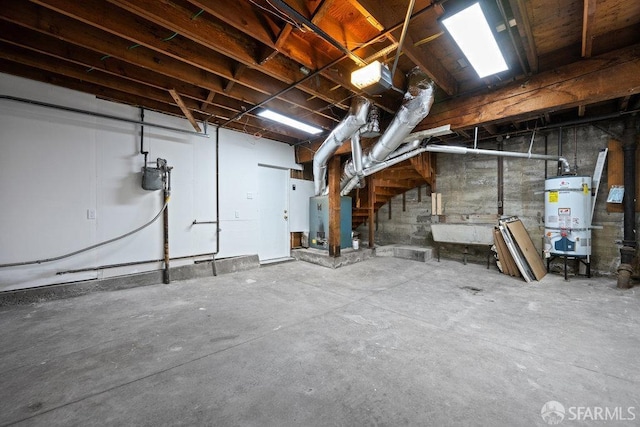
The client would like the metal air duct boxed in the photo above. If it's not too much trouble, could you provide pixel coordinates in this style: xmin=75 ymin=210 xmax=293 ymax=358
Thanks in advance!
xmin=340 ymin=68 xmax=435 ymax=193
xmin=313 ymin=96 xmax=371 ymax=195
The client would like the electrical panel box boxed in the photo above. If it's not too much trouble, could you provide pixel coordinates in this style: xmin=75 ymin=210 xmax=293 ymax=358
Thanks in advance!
xmin=309 ymin=196 xmax=352 ymax=250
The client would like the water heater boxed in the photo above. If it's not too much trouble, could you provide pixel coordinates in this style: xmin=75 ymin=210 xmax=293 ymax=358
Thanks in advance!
xmin=544 ymin=176 xmax=592 ymax=258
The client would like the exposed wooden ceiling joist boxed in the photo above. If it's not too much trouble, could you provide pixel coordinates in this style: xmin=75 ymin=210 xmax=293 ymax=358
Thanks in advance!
xmin=0 ymin=0 xmax=637 ymax=146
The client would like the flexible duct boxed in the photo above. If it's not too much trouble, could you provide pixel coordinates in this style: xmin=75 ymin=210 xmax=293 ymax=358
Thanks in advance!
xmin=365 ymin=69 xmax=434 ymax=166
xmin=313 ymin=96 xmax=371 ymax=195
xmin=340 ymin=69 xmax=435 ymax=193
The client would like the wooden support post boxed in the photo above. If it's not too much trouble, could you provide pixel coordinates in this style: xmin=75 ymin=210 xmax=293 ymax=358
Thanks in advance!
xmin=368 ymin=175 xmax=375 ymax=248
xmin=328 ymin=156 xmax=341 ymax=257
xmin=402 ymin=191 xmax=406 ymax=212
xmin=418 ymin=185 xmax=422 ymax=202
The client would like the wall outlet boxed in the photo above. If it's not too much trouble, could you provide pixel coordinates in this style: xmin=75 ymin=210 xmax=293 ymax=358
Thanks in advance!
xmin=246 ymin=192 xmax=253 ymax=199
xmin=87 ymin=209 xmax=96 ymax=220
xmin=235 ymin=210 xmax=240 ymax=218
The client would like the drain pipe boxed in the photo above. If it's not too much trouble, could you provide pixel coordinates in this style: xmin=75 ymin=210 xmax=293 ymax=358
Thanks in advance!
xmin=215 ymin=125 xmax=220 ymax=270
xmin=617 ymin=115 xmax=638 ymax=289
xmin=162 ymin=163 xmax=172 ymax=284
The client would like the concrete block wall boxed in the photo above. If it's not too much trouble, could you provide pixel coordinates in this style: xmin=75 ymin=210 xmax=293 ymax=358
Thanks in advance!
xmin=364 ymin=186 xmax=432 ymax=246
xmin=359 ymin=121 xmax=630 ymax=274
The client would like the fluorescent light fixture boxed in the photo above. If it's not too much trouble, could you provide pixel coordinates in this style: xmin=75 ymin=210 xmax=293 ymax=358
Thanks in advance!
xmin=442 ymin=2 xmax=508 ymax=78
xmin=257 ymin=109 xmax=322 ymax=135
xmin=351 ymin=60 xmax=393 ymax=94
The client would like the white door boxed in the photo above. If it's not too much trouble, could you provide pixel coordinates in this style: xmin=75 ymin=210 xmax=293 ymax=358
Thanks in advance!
xmin=258 ymin=165 xmax=289 ymax=261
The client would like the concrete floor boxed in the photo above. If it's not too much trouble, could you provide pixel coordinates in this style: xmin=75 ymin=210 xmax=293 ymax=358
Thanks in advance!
xmin=1 ymin=257 xmax=639 ymax=426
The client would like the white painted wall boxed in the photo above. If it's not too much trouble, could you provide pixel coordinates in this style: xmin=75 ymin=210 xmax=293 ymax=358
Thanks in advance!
xmin=0 ymin=73 xmax=301 ymax=291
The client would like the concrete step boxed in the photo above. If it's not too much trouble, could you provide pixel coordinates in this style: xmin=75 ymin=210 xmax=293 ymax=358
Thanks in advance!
xmin=375 ymin=244 xmax=434 ymax=262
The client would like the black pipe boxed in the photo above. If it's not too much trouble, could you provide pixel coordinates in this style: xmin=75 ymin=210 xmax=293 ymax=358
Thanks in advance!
xmin=215 ymin=127 xmax=220 ymax=256
xmin=544 ymin=133 xmax=548 ymax=179
xmin=617 ymin=115 xmax=637 ymax=289
xmin=163 ymin=170 xmax=171 ymax=284
xmin=56 ymin=252 xmax=219 ymax=275
xmin=0 ymin=95 xmax=209 ymax=137
xmin=497 ymin=140 xmax=504 ymax=215
xmin=622 ymin=119 xmax=637 ymax=247
xmin=557 ymin=126 xmax=563 ymax=176
xmin=445 ymin=109 xmax=640 ymax=151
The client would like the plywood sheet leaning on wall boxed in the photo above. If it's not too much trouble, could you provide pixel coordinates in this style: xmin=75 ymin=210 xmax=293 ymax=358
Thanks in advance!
xmin=493 ymin=228 xmax=521 ymax=277
xmin=494 ymin=217 xmax=547 ymax=282
xmin=498 ymin=219 xmax=534 ymax=282
xmin=505 ymin=219 xmax=547 ymax=281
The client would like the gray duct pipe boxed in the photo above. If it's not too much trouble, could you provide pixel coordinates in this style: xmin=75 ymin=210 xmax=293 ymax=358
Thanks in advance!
xmin=365 ymin=69 xmax=435 ymax=166
xmin=313 ymin=96 xmax=371 ymax=195
xmin=350 ymin=132 xmax=365 ymax=188
xmin=340 ymin=68 xmax=435 ymax=193
xmin=340 ymin=139 xmax=422 ymax=194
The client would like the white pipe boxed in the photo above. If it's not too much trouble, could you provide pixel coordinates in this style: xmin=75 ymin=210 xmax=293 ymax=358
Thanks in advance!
xmin=340 ymin=143 xmax=573 ymax=195
xmin=423 ymin=145 xmax=571 ymax=173
xmin=341 ymin=145 xmax=429 ymax=195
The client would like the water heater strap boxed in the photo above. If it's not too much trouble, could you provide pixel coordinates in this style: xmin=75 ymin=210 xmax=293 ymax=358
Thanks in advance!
xmin=545 ymin=188 xmax=589 ymax=193
xmin=545 ymin=226 xmax=590 ymax=232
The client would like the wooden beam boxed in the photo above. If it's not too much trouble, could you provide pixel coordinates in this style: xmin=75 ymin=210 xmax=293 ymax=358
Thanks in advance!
xmin=345 ymin=0 xmax=384 ymax=31
xmin=508 ymin=0 xmax=538 ymax=73
xmin=417 ymin=44 xmax=640 ymax=132
xmin=353 ymin=0 xmax=457 ymax=95
xmin=200 ymin=90 xmax=216 ymax=111
xmin=224 ymin=64 xmax=247 ymax=93
xmin=328 ymin=156 xmax=341 ymax=257
xmin=582 ymin=0 xmax=597 ymax=58
xmin=19 ymin=1 xmax=342 ymax=128
xmin=169 ymin=89 xmax=203 ymax=132
xmin=388 ymin=32 xmax=457 ymax=96
xmin=0 ymin=59 xmax=195 ymax=119
xmin=105 ymin=0 xmax=361 ymax=109
xmin=578 ymin=104 xmax=586 ymax=117
xmin=367 ymin=175 xmax=375 ymax=248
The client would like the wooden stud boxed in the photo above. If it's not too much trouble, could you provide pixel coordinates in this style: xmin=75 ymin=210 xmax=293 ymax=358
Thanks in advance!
xmin=169 ymin=89 xmax=202 ymax=132
xmin=328 ymin=156 xmax=341 ymax=257
xmin=368 ymin=175 xmax=375 ymax=248
xmin=582 ymin=0 xmax=597 ymax=58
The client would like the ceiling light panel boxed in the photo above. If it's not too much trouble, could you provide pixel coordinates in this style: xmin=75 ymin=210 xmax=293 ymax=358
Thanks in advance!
xmin=442 ymin=2 xmax=508 ymax=78
xmin=257 ymin=109 xmax=323 ymax=135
